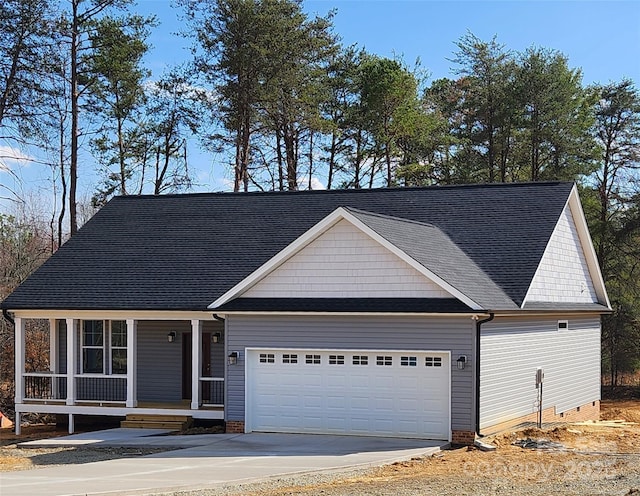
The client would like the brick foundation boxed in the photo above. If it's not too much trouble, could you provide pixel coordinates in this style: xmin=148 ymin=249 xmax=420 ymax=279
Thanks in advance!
xmin=451 ymin=430 xmax=476 ymax=446
xmin=225 ymin=420 xmax=245 ymax=433
xmin=482 ymin=400 xmax=600 ymax=436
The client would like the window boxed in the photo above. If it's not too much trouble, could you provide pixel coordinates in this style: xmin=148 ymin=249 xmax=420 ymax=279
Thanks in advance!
xmin=82 ymin=320 xmax=104 ymax=373
xmin=110 ymin=321 xmax=127 ymax=374
xmin=558 ymin=320 xmax=568 ymax=331
xmin=329 ymin=355 xmax=344 ymax=365
xmin=376 ymin=356 xmax=392 ymax=366
xmin=259 ymin=353 xmax=275 ymax=363
xmin=82 ymin=320 xmax=127 ymax=374
xmin=425 ymin=356 xmax=442 ymax=367
xmin=401 ymin=356 xmax=417 ymax=367
xmin=352 ymin=355 xmax=368 ymax=365
xmin=282 ymin=354 xmax=298 ymax=364
xmin=305 ymin=354 xmax=321 ymax=364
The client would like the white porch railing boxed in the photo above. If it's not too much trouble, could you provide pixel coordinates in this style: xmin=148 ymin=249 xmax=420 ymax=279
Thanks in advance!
xmin=199 ymin=377 xmax=224 ymax=407
xmin=23 ymin=373 xmax=223 ymax=407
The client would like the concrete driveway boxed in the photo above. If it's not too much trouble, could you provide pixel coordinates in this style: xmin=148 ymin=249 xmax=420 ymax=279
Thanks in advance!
xmin=2 ymin=430 xmax=446 ymax=496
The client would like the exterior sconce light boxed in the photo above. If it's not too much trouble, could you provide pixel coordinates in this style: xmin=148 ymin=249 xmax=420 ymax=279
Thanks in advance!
xmin=212 ymin=332 xmax=222 ymax=344
xmin=228 ymin=351 xmax=239 ymax=365
xmin=167 ymin=331 xmax=176 ymax=343
xmin=456 ymin=355 xmax=467 ymax=370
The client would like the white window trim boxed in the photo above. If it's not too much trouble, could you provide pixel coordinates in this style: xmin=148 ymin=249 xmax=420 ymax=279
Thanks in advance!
xmin=81 ymin=320 xmax=127 ymax=375
xmin=81 ymin=320 xmax=105 ymax=374
xmin=110 ymin=320 xmax=127 ymax=375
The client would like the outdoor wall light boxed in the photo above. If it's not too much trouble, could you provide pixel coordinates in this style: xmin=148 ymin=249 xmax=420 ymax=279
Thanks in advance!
xmin=167 ymin=331 xmax=176 ymax=343
xmin=212 ymin=332 xmax=222 ymax=344
xmin=228 ymin=351 xmax=239 ymax=365
xmin=456 ymin=355 xmax=467 ymax=370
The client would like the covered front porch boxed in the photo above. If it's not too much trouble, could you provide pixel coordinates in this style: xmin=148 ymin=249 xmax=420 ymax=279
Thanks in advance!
xmin=13 ymin=313 xmax=226 ymax=433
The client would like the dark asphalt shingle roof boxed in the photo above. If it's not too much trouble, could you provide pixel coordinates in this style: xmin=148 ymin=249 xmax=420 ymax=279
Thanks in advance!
xmin=345 ymin=208 xmax=519 ymax=310
xmin=1 ymin=182 xmax=575 ymax=312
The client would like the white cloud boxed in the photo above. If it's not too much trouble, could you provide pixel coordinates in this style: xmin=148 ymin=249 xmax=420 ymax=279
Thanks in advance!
xmin=297 ymin=176 xmax=327 ymax=191
xmin=0 ymin=146 xmax=33 ymax=172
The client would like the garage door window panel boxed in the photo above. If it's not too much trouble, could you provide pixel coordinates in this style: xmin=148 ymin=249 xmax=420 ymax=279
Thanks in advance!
xmin=376 ymin=356 xmax=392 ymax=366
xmin=352 ymin=355 xmax=368 ymax=365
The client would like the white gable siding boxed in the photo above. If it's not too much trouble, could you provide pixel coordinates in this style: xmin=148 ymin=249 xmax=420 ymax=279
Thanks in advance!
xmin=526 ymin=205 xmax=598 ymax=303
xmin=243 ymin=219 xmax=453 ymax=299
xmin=480 ymin=315 xmax=600 ymax=430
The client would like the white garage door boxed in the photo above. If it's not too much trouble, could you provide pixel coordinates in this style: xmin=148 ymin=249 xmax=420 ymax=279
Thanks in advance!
xmin=246 ymin=349 xmax=450 ymax=440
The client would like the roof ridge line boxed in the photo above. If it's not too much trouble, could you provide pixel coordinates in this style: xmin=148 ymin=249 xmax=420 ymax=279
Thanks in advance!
xmin=113 ymin=181 xmax=574 ymax=201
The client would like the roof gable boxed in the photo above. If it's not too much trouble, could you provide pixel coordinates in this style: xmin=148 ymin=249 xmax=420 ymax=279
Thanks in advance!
xmin=240 ymin=217 xmax=455 ymax=300
xmin=523 ymin=185 xmax=610 ymax=309
xmin=211 ymin=208 xmax=486 ymax=310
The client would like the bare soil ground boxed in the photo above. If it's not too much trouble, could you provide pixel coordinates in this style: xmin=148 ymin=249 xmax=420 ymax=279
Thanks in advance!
xmin=1 ymin=400 xmax=639 ymax=496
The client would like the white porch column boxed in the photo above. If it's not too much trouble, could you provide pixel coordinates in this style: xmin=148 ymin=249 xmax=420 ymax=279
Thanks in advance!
xmin=126 ymin=319 xmax=137 ymax=408
xmin=14 ymin=317 xmax=25 ymax=407
xmin=191 ymin=319 xmax=202 ymax=410
xmin=49 ymin=319 xmax=58 ymax=398
xmin=66 ymin=319 xmax=77 ymax=406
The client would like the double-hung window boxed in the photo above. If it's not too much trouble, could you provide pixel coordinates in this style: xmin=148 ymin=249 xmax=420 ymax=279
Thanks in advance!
xmin=82 ymin=320 xmax=104 ymax=373
xmin=81 ymin=320 xmax=127 ymax=374
xmin=110 ymin=321 xmax=127 ymax=374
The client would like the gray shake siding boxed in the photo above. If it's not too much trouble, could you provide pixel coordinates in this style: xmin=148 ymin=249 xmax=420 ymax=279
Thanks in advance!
xmin=480 ymin=315 xmax=601 ymax=430
xmin=226 ymin=314 xmax=476 ymax=431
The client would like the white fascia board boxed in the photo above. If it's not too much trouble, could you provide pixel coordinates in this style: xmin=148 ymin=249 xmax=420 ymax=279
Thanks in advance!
xmin=209 ymin=207 xmax=483 ymax=311
xmin=521 ymin=184 xmax=611 ymax=309
xmin=566 ymin=185 xmax=611 ymax=309
xmin=10 ymin=309 xmax=216 ymax=320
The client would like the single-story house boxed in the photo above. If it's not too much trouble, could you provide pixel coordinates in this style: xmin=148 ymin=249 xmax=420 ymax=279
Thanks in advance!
xmin=1 ymin=181 xmax=610 ymax=443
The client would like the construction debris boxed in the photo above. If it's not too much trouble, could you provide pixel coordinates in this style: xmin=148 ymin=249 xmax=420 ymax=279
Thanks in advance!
xmin=474 ymin=438 xmax=497 ymax=451
xmin=574 ymin=420 xmax=637 ymax=427
xmin=0 ymin=412 xmax=14 ymax=429
xmin=512 ymin=437 xmax=565 ymax=450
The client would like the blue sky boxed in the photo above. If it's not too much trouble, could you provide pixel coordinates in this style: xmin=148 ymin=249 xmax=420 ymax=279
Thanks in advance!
xmin=1 ymin=0 xmax=639 ymax=213
xmin=136 ymin=0 xmax=639 ymax=85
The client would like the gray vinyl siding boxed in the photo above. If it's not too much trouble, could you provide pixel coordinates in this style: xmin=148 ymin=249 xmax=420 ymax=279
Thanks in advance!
xmin=136 ymin=321 xmax=189 ymax=402
xmin=226 ymin=315 xmax=475 ymax=431
xmin=136 ymin=320 xmax=224 ymax=402
xmin=203 ymin=320 xmax=225 ymax=377
xmin=480 ymin=315 xmax=601 ymax=430
xmin=57 ymin=320 xmax=67 ymax=374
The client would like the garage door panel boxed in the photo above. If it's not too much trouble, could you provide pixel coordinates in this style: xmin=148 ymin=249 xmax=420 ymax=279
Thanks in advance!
xmin=248 ymin=349 xmax=450 ymax=440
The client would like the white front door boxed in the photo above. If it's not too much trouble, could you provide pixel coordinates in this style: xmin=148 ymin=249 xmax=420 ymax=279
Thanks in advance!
xmin=246 ymin=348 xmax=450 ymax=440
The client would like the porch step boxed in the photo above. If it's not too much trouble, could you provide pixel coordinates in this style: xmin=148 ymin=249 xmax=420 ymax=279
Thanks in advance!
xmin=121 ymin=414 xmax=193 ymax=431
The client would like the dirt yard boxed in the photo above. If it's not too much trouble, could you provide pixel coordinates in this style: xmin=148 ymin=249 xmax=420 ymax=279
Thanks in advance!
xmin=1 ymin=400 xmax=639 ymax=496
xmin=232 ymin=400 xmax=640 ymax=496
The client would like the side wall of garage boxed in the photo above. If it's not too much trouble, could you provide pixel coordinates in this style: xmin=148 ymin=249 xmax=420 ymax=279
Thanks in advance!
xmin=225 ymin=314 xmax=475 ymax=433
xmin=480 ymin=314 xmax=601 ymax=431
